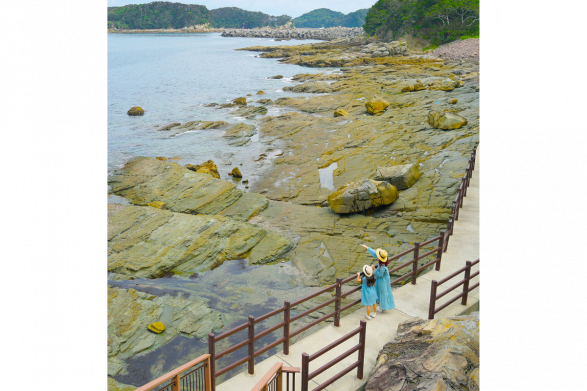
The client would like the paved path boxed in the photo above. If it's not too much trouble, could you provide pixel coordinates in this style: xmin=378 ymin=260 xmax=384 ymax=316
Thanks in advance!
xmin=218 ymin=149 xmax=480 ymax=391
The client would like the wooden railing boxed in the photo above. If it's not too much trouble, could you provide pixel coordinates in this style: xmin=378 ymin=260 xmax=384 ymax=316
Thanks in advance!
xmin=300 ymin=320 xmax=366 ymax=391
xmin=428 ymin=259 xmax=479 ymax=319
xmin=135 ymin=354 xmax=211 ymax=391
xmin=251 ymin=363 xmax=300 ymax=391
xmin=137 ymin=145 xmax=478 ymax=391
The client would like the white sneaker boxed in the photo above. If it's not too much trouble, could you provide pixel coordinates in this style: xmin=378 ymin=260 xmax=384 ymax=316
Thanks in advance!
xmin=371 ymin=312 xmax=376 ymax=318
xmin=365 ymin=314 xmax=372 ymax=320
xmin=378 ymin=305 xmax=382 ymax=311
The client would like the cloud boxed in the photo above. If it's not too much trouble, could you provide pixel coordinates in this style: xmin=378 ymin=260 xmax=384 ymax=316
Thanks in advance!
xmin=107 ymin=0 xmax=378 ymax=18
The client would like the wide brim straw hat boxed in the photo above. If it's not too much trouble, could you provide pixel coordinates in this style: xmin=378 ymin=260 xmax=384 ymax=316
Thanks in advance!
xmin=376 ymin=248 xmax=388 ymax=262
xmin=363 ymin=265 xmax=373 ymax=277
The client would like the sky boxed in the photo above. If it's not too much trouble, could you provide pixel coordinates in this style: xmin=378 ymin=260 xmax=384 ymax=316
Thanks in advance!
xmin=106 ymin=1 xmax=378 ymax=18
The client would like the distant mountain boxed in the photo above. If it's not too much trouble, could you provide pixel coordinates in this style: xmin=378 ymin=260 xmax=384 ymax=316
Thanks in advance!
xmin=107 ymin=2 xmax=290 ymax=30
xmin=292 ymin=8 xmax=369 ymax=28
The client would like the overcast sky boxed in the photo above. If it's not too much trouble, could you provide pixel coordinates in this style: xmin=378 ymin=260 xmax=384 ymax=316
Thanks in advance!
xmin=107 ymin=1 xmax=378 ymax=18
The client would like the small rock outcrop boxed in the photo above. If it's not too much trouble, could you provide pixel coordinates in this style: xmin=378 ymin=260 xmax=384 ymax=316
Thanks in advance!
xmin=230 ymin=167 xmax=242 ymax=178
xmin=257 ymin=90 xmax=266 ymax=95
xmin=270 ymin=75 xmax=283 ymax=79
xmin=328 ymin=179 xmax=398 ymax=214
xmin=365 ymin=99 xmax=390 ymax=116
xmin=185 ymin=160 xmax=220 ymax=179
xmin=428 ymin=110 xmax=468 ymax=130
xmin=223 ymin=123 xmax=257 ymax=146
xmin=365 ymin=315 xmax=479 ymax=391
xmin=401 ymin=82 xmax=426 ymax=93
xmin=146 ymin=201 xmax=166 ymax=209
xmin=233 ymin=97 xmax=247 ymax=106
xmin=222 ymin=27 xmax=365 ymax=40
xmin=147 ymin=321 xmax=166 ymax=334
xmin=375 ymin=164 xmax=422 ymax=190
xmin=127 ymin=106 xmax=144 ymax=116
xmin=233 ymin=105 xmax=268 ymax=119
xmin=257 ymin=98 xmax=273 ymax=105
xmin=334 ymin=109 xmax=349 ymax=117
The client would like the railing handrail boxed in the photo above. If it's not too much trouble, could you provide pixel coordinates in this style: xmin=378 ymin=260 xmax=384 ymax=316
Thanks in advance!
xmin=429 ymin=259 xmax=480 ymax=319
xmin=250 ymin=362 xmax=282 ymax=391
xmin=135 ymin=354 xmax=210 ymax=391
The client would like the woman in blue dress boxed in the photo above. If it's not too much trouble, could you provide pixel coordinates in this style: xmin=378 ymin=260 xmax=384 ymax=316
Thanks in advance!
xmin=360 ymin=244 xmax=396 ymax=312
xmin=356 ymin=265 xmax=378 ymax=320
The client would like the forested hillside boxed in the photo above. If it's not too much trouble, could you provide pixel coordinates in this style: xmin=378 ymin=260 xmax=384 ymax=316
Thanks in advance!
xmin=364 ymin=0 xmax=479 ymax=44
xmin=210 ymin=7 xmax=290 ymax=29
xmin=107 ymin=2 xmax=290 ymax=30
xmin=292 ymin=8 xmax=369 ymax=28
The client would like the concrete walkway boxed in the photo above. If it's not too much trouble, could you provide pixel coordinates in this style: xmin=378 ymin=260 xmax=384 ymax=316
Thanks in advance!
xmin=218 ymin=149 xmax=479 ymax=391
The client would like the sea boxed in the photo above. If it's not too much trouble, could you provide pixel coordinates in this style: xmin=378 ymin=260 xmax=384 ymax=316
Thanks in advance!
xmin=108 ymin=33 xmax=338 ymax=184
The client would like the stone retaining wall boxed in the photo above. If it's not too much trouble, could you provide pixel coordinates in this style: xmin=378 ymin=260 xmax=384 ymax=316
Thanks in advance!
xmin=221 ymin=27 xmax=365 ymax=40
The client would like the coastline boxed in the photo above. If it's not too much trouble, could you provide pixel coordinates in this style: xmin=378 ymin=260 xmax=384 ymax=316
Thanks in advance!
xmin=107 ymin=35 xmax=480 ymax=389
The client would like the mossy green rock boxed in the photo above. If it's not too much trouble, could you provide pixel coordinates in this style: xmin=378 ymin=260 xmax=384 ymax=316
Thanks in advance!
xmin=257 ymin=90 xmax=266 ymax=95
xmin=375 ymin=163 xmax=422 ymax=190
xmin=108 ymin=204 xmax=294 ymax=278
xmin=233 ymin=97 xmax=247 ymax=106
xmin=328 ymin=179 xmax=398 ymax=214
xmin=233 ymin=105 xmax=268 ymax=119
xmin=334 ymin=109 xmax=349 ymax=117
xmin=108 ymin=156 xmax=265 ymax=220
xmin=428 ymin=110 xmax=468 ymax=130
xmin=230 ymin=167 xmax=242 ymax=178
xmin=127 ymin=106 xmax=144 ymax=116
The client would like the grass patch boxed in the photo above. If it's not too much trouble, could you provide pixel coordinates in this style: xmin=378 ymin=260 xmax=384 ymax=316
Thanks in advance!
xmin=460 ymin=34 xmax=480 ymax=40
xmin=422 ymin=44 xmax=439 ymax=52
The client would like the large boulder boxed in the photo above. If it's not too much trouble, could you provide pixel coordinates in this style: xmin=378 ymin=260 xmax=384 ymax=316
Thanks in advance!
xmin=233 ymin=97 xmax=247 ymax=106
xmin=365 ymin=315 xmax=479 ymax=391
xmin=428 ymin=110 xmax=468 ymax=130
xmin=127 ymin=106 xmax=144 ymax=116
xmin=365 ymin=99 xmax=389 ymax=116
xmin=185 ymin=160 xmax=220 ymax=179
xmin=328 ymin=179 xmax=398 ymax=214
xmin=375 ymin=163 xmax=422 ymax=190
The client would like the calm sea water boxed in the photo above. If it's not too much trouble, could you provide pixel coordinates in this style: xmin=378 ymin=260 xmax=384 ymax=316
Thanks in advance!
xmin=108 ymin=33 xmax=337 ymax=180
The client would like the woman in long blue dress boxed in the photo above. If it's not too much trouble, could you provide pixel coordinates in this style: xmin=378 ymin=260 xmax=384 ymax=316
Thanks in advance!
xmin=356 ymin=265 xmax=378 ymax=320
xmin=361 ymin=244 xmax=396 ymax=312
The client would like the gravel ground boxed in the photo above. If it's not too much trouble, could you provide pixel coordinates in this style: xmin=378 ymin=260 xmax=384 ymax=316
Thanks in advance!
xmin=428 ymin=38 xmax=479 ymax=64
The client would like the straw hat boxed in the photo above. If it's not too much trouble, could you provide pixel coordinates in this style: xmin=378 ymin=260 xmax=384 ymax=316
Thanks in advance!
xmin=363 ymin=265 xmax=373 ymax=277
xmin=375 ymin=248 xmax=388 ymax=262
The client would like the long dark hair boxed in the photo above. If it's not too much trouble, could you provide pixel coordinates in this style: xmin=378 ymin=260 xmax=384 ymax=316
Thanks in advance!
xmin=360 ymin=272 xmax=376 ymax=287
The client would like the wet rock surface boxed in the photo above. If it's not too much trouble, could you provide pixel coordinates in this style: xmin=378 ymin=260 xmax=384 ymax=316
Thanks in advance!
xmin=375 ymin=163 xmax=422 ymax=190
xmin=328 ymin=179 xmax=399 ymax=214
xmin=365 ymin=315 xmax=479 ymax=391
xmin=108 ymin=204 xmax=293 ymax=278
xmin=108 ymin=156 xmax=267 ymax=220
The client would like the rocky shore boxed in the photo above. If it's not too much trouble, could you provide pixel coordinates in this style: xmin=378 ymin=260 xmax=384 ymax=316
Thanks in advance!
xmin=221 ymin=27 xmax=365 ymax=40
xmin=108 ymin=36 xmax=479 ymax=389
xmin=108 ymin=25 xmax=222 ymax=34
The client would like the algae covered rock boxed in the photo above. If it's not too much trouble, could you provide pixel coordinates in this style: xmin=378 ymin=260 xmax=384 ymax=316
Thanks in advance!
xmin=223 ymin=123 xmax=257 ymax=146
xmin=375 ymin=163 xmax=422 ymax=190
xmin=428 ymin=110 xmax=468 ymax=130
xmin=257 ymin=90 xmax=266 ymax=95
xmin=270 ymin=75 xmax=283 ymax=79
xmin=233 ymin=105 xmax=268 ymax=119
xmin=401 ymin=82 xmax=426 ymax=93
xmin=334 ymin=109 xmax=349 ymax=117
xmin=365 ymin=315 xmax=479 ymax=391
xmin=365 ymin=99 xmax=389 ymax=116
xmin=108 ymin=157 xmax=265 ymax=219
xmin=127 ymin=106 xmax=144 ymax=116
xmin=230 ymin=167 xmax=242 ymax=178
xmin=147 ymin=321 xmax=166 ymax=334
xmin=257 ymin=98 xmax=273 ymax=105
xmin=185 ymin=160 xmax=220 ymax=179
xmin=146 ymin=201 xmax=166 ymax=209
xmin=328 ymin=179 xmax=398 ymax=214
xmin=449 ymin=98 xmax=458 ymax=104
xmin=108 ymin=204 xmax=293 ymax=278
xmin=233 ymin=97 xmax=247 ymax=106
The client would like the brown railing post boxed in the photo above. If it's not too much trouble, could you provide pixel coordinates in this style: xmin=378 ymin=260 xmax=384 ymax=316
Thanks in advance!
xmin=436 ymin=232 xmax=444 ymax=271
xmin=411 ymin=242 xmax=420 ymax=285
xmin=461 ymin=261 xmax=471 ymax=305
xmin=451 ymin=200 xmax=458 ymax=222
xmin=205 ymin=356 xmax=212 ymax=391
xmin=277 ymin=367 xmax=283 ymax=391
xmin=429 ymin=280 xmax=438 ymax=319
xmin=301 ymin=353 xmax=309 ymax=391
xmin=334 ymin=278 xmax=342 ymax=327
xmin=248 ymin=315 xmax=255 ymax=374
xmin=357 ymin=320 xmax=366 ymax=380
xmin=283 ymin=300 xmax=290 ymax=355
xmin=208 ymin=333 xmax=216 ymax=391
